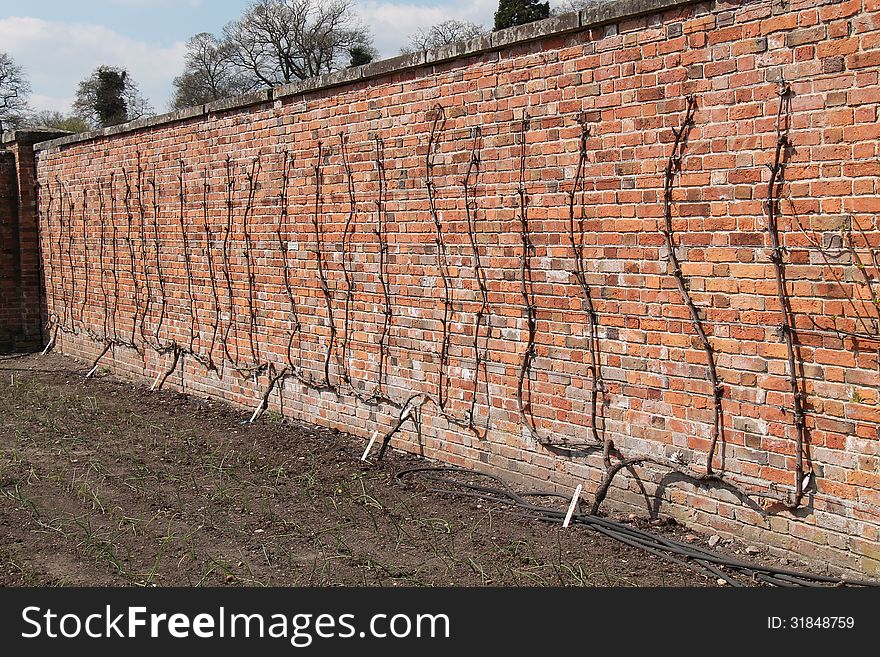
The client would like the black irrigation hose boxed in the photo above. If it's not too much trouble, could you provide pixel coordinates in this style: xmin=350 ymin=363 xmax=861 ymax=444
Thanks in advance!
xmin=396 ymin=466 xmax=878 ymax=588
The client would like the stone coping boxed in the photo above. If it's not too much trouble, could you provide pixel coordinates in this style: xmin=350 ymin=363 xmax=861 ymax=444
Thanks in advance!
xmin=34 ymin=0 xmax=699 ymax=152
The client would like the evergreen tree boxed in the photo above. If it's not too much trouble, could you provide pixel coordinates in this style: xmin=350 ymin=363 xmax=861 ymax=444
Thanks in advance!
xmin=72 ymin=66 xmax=153 ymax=128
xmin=494 ymin=0 xmax=550 ymax=31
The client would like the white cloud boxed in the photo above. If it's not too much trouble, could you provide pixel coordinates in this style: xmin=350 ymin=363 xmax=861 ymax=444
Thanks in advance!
xmin=357 ymin=0 xmax=572 ymax=57
xmin=28 ymin=94 xmax=75 ymax=114
xmin=357 ymin=0 xmax=499 ymax=56
xmin=0 ymin=16 xmax=186 ymax=114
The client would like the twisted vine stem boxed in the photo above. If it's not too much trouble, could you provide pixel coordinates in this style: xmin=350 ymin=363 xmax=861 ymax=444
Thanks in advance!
xmin=312 ymin=142 xmax=337 ymax=390
xmin=135 ymin=158 xmax=156 ymax=349
xmin=62 ymin=183 xmax=78 ymax=334
xmin=97 ymin=182 xmax=110 ymax=340
xmin=463 ymin=126 xmax=491 ymax=435
xmin=149 ymin=173 xmax=170 ymax=351
xmin=202 ymin=169 xmax=221 ymax=371
xmin=514 ymin=114 xmax=543 ymax=443
xmin=426 ymin=104 xmax=454 ymax=410
xmin=660 ymin=95 xmax=725 ymax=475
xmin=177 ymin=160 xmax=199 ymax=357
xmin=202 ymin=170 xmax=221 ymax=370
xmin=765 ymin=79 xmax=810 ymax=509
xmin=39 ymin=181 xmax=60 ymax=353
xmin=276 ymin=151 xmax=303 ymax=374
xmin=339 ymin=134 xmax=357 ymax=385
xmin=374 ymin=136 xmax=392 ymax=398
xmin=221 ymin=157 xmax=241 ymax=369
xmin=121 ymin=168 xmax=141 ymax=348
xmin=79 ymin=188 xmax=91 ymax=335
xmin=108 ymin=173 xmax=122 ymax=345
xmin=242 ymin=158 xmax=263 ymax=370
xmin=566 ymin=113 xmax=608 ymax=456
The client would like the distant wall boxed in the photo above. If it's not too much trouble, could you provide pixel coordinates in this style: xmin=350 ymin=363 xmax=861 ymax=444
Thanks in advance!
xmin=0 ymin=148 xmax=20 ymax=350
xmin=0 ymin=131 xmax=65 ymax=351
xmin=27 ymin=0 xmax=880 ymax=576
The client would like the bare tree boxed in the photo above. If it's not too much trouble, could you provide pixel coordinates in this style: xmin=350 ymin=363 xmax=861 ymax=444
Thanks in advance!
xmin=552 ymin=0 xmax=599 ymax=14
xmin=26 ymin=110 xmax=89 ymax=133
xmin=0 ymin=52 xmax=31 ymax=132
xmin=400 ymin=20 xmax=488 ymax=54
xmin=171 ymin=33 xmax=251 ymax=109
xmin=72 ymin=66 xmax=154 ymax=128
xmin=222 ymin=0 xmax=373 ymax=86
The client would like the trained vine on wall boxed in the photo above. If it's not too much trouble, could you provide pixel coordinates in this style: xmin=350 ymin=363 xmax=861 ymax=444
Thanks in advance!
xmin=38 ymin=79 xmax=854 ymax=520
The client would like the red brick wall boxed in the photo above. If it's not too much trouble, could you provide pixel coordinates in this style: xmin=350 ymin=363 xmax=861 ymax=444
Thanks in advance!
xmin=33 ymin=0 xmax=880 ymax=576
xmin=0 ymin=150 xmax=19 ymax=350
xmin=2 ymin=131 xmax=67 ymax=352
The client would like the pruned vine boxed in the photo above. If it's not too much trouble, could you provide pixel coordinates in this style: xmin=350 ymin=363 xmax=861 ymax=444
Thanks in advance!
xmin=220 ymin=156 xmax=241 ymax=369
xmin=202 ymin=169 xmax=221 ymax=370
xmin=566 ymin=113 xmax=608 ymax=456
xmin=374 ymin=136 xmax=392 ymax=399
xmin=276 ymin=150 xmax=303 ymax=374
xmin=426 ymin=104 xmax=454 ymax=410
xmin=463 ymin=125 xmax=491 ymax=436
xmin=177 ymin=160 xmax=200 ymax=358
xmin=659 ymin=95 xmax=725 ymax=475
xmin=242 ymin=157 xmax=263 ymax=371
xmin=312 ymin=141 xmax=337 ymax=390
xmin=514 ymin=114 xmax=543 ymax=443
xmin=765 ymin=79 xmax=810 ymax=509
xmin=339 ymin=134 xmax=357 ymax=386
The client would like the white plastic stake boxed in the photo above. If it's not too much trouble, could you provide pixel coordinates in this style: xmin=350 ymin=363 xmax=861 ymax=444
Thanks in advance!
xmin=562 ymin=484 xmax=582 ymax=528
xmin=150 ymin=368 xmax=163 ymax=391
xmin=85 ymin=364 xmax=99 ymax=379
xmin=361 ymin=430 xmax=379 ymax=461
xmin=248 ymin=400 xmax=264 ymax=424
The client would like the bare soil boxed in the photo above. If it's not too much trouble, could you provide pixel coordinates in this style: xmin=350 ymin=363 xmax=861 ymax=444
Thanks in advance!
xmin=0 ymin=352 xmax=732 ymax=587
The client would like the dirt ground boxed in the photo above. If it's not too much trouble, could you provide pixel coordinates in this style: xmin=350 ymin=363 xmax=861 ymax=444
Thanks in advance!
xmin=0 ymin=352 xmax=753 ymax=587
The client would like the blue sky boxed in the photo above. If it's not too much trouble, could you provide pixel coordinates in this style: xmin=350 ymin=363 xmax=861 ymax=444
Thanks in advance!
xmin=0 ymin=0 xmax=565 ymax=114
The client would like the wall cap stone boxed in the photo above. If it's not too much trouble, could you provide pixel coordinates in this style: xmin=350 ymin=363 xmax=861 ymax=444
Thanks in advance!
xmin=35 ymin=0 xmax=701 ymax=152
xmin=4 ymin=129 xmax=72 ymax=146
